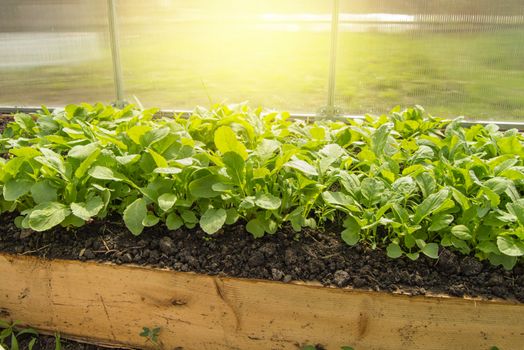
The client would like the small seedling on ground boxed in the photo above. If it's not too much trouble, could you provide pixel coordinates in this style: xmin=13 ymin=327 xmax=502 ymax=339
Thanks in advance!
xmin=0 ymin=320 xmax=38 ymax=350
xmin=140 ymin=326 xmax=161 ymax=348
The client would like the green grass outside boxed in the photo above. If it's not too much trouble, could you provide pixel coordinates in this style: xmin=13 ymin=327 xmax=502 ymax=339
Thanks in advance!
xmin=1 ymin=27 xmax=523 ymax=120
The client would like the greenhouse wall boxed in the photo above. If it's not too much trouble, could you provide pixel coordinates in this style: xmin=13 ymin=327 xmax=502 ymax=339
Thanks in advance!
xmin=0 ymin=0 xmax=523 ymax=120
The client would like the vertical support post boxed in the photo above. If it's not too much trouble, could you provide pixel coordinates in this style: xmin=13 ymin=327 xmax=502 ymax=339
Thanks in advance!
xmin=107 ymin=0 xmax=125 ymax=108
xmin=326 ymin=0 xmax=340 ymax=117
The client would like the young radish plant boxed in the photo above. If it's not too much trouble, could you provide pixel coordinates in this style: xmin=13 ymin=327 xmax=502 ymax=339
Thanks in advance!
xmin=1 ymin=103 xmax=523 ymax=269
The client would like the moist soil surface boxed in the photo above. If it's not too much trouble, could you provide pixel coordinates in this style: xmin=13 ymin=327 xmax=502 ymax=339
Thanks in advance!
xmin=1 ymin=213 xmax=523 ymax=302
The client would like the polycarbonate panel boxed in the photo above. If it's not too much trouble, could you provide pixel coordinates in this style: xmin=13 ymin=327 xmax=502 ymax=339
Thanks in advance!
xmin=335 ymin=0 xmax=524 ymax=120
xmin=118 ymin=0 xmax=332 ymax=113
xmin=0 ymin=0 xmax=114 ymax=107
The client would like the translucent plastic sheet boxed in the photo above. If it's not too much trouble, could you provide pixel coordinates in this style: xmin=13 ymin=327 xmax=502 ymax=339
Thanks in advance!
xmin=1 ymin=0 xmax=523 ymax=121
xmin=335 ymin=0 xmax=524 ymax=120
xmin=0 ymin=0 xmax=114 ymax=107
xmin=118 ymin=0 xmax=332 ymax=113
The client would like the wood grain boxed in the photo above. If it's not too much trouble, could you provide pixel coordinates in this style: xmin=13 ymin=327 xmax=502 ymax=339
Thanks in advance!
xmin=1 ymin=253 xmax=523 ymax=350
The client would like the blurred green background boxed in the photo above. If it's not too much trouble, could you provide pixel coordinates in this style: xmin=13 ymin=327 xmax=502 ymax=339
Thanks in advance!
xmin=1 ymin=0 xmax=523 ymax=120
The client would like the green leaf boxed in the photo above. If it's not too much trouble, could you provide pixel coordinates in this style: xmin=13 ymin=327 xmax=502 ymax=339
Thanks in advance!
xmin=200 ymin=208 xmax=227 ymax=234
xmin=483 ymin=177 xmax=511 ymax=195
xmin=341 ymin=216 xmax=360 ymax=246
xmin=54 ymin=332 xmax=61 ymax=350
xmin=28 ymin=202 xmax=70 ymax=231
xmin=30 ymin=181 xmax=58 ymax=204
xmin=14 ymin=112 xmax=36 ymax=130
xmin=488 ymin=253 xmax=517 ymax=270
xmin=254 ymin=193 xmax=281 ymax=210
xmin=225 ymin=208 xmax=239 ymax=225
xmin=310 ymin=126 xmax=325 ymax=140
xmin=88 ymin=166 xmax=124 ymax=182
xmin=319 ymin=144 xmax=346 ymax=171
xmin=413 ymin=189 xmax=449 ymax=224
xmin=148 ymin=149 xmax=169 ymax=168
xmin=386 ymin=243 xmax=403 ymax=258
xmin=16 ymin=328 xmax=38 ymax=337
xmin=284 ymin=157 xmax=318 ymax=176
xmin=319 ymin=143 xmax=345 ymax=159
xmin=127 ymin=125 xmax=152 ymax=144
xmin=116 ymin=154 xmax=140 ymax=165
xmin=415 ymin=172 xmax=436 ymax=198
xmin=428 ymin=213 xmax=454 ymax=232
xmin=153 ymin=167 xmax=182 ymax=174
xmin=451 ymin=225 xmax=472 ymax=240
xmin=75 ymin=148 xmax=101 ymax=178
xmin=497 ymin=236 xmax=524 ymax=257
xmin=3 ymin=178 xmax=33 ymax=201
xmin=158 ymin=193 xmax=177 ymax=212
xmin=11 ymin=333 xmax=19 ymax=350
xmin=142 ymin=213 xmax=160 ymax=227
xmin=70 ymin=197 xmax=103 ymax=221
xmin=35 ymin=148 xmax=66 ymax=175
xmin=61 ymin=214 xmax=85 ymax=228
xmin=477 ymin=241 xmax=499 ymax=254
xmin=322 ymin=191 xmax=355 ymax=207
xmin=166 ymin=213 xmax=183 ymax=230
xmin=246 ymin=218 xmax=265 ymax=238
xmin=451 ymin=236 xmax=471 ymax=254
xmin=10 ymin=146 xmax=41 ymax=158
xmin=360 ymin=177 xmax=385 ymax=205
xmin=68 ymin=142 xmax=99 ymax=159
xmin=181 ymin=210 xmax=198 ymax=224
xmin=507 ymin=201 xmax=524 ymax=226
xmin=189 ymin=175 xmax=221 ymax=198
xmin=421 ymin=243 xmax=439 ymax=259
xmin=142 ymin=127 xmax=170 ymax=147
xmin=497 ymin=135 xmax=522 ymax=155
xmin=392 ymin=176 xmax=417 ymax=196
xmin=123 ymin=198 xmax=147 ymax=236
xmin=371 ymin=123 xmax=391 ymax=156
xmin=222 ymin=152 xmax=245 ymax=185
xmin=452 ymin=188 xmax=470 ymax=210
xmin=28 ymin=337 xmax=37 ymax=350
xmin=214 ymin=126 xmax=248 ymax=160
xmin=406 ymin=252 xmax=420 ymax=261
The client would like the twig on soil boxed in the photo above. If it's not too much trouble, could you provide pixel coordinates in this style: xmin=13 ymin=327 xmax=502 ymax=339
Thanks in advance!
xmin=101 ymin=238 xmax=111 ymax=252
xmin=319 ymin=253 xmax=342 ymax=260
xmin=301 ymin=246 xmax=319 ymax=259
xmin=93 ymin=249 xmax=117 ymax=254
xmin=21 ymin=244 xmax=51 ymax=255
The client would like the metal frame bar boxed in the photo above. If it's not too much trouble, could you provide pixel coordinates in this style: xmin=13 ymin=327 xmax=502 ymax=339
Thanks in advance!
xmin=107 ymin=0 xmax=125 ymax=108
xmin=2 ymin=106 xmax=523 ymax=131
xmin=326 ymin=0 xmax=340 ymax=116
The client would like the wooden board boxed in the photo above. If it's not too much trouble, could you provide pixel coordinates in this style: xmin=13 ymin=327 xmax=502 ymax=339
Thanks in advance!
xmin=0 ymin=253 xmax=523 ymax=350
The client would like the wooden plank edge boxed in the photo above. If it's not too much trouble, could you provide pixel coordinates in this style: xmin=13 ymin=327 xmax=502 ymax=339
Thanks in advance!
xmin=1 ymin=252 xmax=519 ymax=306
xmin=1 ymin=252 xmax=523 ymax=350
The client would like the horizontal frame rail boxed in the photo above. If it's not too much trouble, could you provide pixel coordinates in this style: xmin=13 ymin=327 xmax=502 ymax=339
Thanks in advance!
xmin=2 ymin=105 xmax=524 ymax=131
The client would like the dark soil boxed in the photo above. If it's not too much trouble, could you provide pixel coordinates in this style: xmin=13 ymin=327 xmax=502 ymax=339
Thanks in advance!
xmin=0 ymin=115 xmax=12 ymax=133
xmin=1 ymin=213 xmax=523 ymax=302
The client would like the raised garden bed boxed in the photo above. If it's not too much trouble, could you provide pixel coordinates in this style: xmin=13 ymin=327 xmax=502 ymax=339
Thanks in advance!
xmin=2 ymin=252 xmax=523 ymax=350
xmin=1 ymin=104 xmax=524 ymax=349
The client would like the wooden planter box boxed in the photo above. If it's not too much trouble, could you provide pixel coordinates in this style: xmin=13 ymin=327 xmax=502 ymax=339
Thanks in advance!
xmin=1 ymin=253 xmax=523 ymax=350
